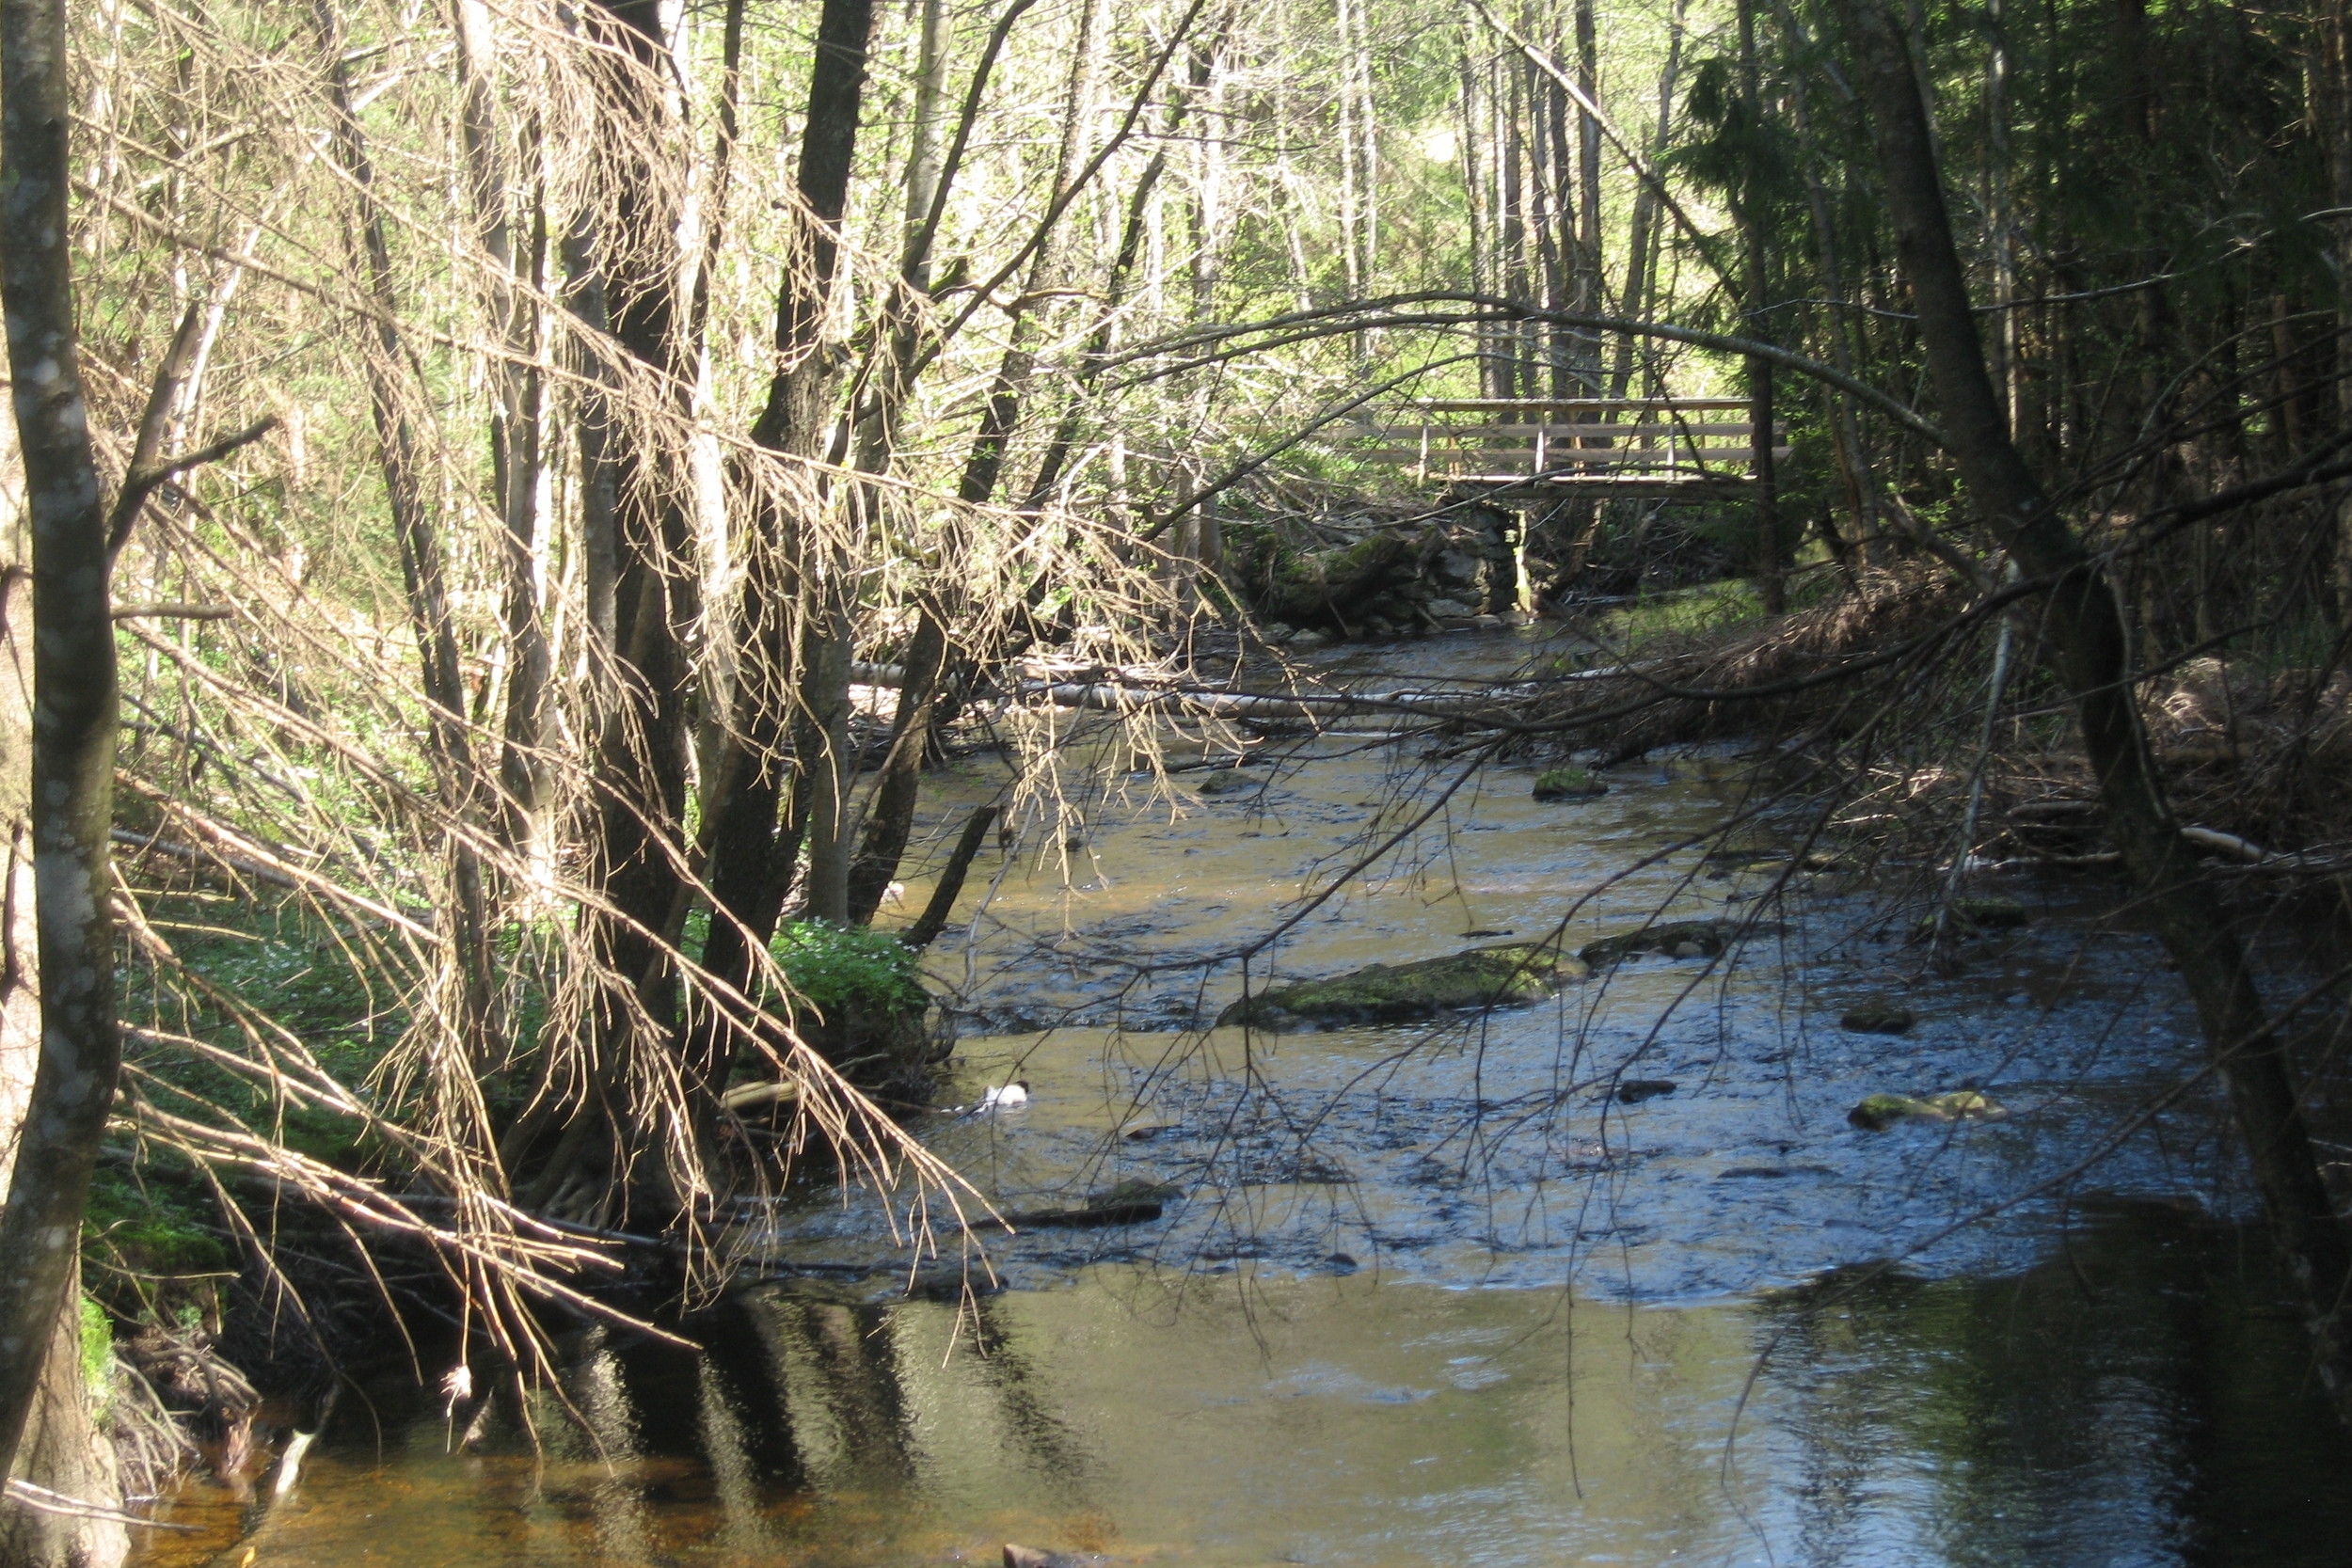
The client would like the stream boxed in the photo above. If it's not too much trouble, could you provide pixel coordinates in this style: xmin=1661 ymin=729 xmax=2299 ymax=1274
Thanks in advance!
xmin=142 ymin=627 xmax=2352 ymax=1567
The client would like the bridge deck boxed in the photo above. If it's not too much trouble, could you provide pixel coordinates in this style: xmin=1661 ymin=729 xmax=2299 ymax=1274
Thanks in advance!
xmin=1353 ymin=398 xmax=1784 ymax=498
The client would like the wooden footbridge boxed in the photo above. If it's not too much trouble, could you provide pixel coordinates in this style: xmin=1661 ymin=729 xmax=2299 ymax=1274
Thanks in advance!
xmin=1352 ymin=398 xmax=1788 ymax=499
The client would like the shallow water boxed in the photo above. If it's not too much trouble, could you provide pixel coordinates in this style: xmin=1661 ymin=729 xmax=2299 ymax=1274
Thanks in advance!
xmin=139 ymin=627 xmax=2352 ymax=1566
xmin=146 ymin=1212 xmax=2352 ymax=1568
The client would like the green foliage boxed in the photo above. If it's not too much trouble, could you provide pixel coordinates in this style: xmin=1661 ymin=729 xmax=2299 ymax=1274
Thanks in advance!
xmin=771 ymin=918 xmax=928 ymax=1021
xmin=84 ymin=1165 xmax=230 ymax=1277
xmin=119 ymin=895 xmax=388 ymax=1172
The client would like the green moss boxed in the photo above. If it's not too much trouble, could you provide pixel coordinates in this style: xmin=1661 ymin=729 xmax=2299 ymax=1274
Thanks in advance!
xmin=79 ymin=1296 xmax=113 ymax=1395
xmin=84 ymin=1168 xmax=228 ymax=1276
xmin=1217 ymin=942 xmax=1587 ymax=1031
xmin=1533 ymin=767 xmax=1607 ymax=801
xmin=772 ymin=918 xmax=928 ymax=1021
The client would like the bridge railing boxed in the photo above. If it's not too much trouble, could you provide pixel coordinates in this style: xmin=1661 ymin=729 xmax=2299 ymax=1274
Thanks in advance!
xmin=1348 ymin=397 xmax=1788 ymax=490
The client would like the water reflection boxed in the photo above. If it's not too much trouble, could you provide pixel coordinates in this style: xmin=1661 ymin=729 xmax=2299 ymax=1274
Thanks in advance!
xmin=144 ymin=1203 xmax=2352 ymax=1568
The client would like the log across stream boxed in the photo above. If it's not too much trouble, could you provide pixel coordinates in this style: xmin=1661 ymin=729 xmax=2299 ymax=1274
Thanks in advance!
xmin=137 ymin=627 xmax=2352 ymax=1568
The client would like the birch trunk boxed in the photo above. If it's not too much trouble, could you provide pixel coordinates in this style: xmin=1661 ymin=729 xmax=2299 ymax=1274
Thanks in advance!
xmin=0 ymin=1 xmax=129 ymax=1535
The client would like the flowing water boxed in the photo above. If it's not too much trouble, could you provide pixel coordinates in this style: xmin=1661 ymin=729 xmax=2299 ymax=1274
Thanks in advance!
xmin=140 ymin=628 xmax=2352 ymax=1567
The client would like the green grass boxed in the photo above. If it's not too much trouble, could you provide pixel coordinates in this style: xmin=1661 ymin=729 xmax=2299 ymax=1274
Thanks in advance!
xmin=1595 ymin=578 xmax=1766 ymax=652
xmin=119 ymin=893 xmax=397 ymax=1171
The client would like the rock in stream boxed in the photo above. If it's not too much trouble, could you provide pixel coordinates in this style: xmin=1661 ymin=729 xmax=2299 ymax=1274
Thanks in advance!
xmin=1217 ymin=942 xmax=1588 ymax=1032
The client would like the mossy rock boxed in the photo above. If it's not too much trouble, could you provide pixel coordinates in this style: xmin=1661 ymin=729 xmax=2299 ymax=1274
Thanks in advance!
xmin=1216 ymin=942 xmax=1588 ymax=1032
xmin=1533 ymin=767 xmax=1607 ymax=801
xmin=1701 ymin=836 xmax=1787 ymax=864
xmin=1840 ymin=1001 xmax=1916 ymax=1034
xmin=1578 ymin=918 xmax=1747 ymax=967
xmin=1849 ymin=1089 xmax=2009 ymax=1132
xmin=1195 ymin=767 xmax=1257 ymax=797
xmin=1918 ymin=896 xmax=2029 ymax=938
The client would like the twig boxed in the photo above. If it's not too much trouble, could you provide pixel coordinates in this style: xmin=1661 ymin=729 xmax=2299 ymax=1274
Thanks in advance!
xmin=4 ymin=1479 xmax=197 ymax=1531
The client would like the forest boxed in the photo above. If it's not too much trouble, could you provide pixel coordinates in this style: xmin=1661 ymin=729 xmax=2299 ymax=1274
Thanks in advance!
xmin=5 ymin=0 xmax=2352 ymax=1562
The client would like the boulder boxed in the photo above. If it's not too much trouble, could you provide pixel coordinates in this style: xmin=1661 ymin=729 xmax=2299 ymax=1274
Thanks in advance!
xmin=1194 ymin=767 xmax=1258 ymax=797
xmin=1848 ymin=1089 xmax=2009 ymax=1132
xmin=1217 ymin=942 xmax=1587 ymax=1031
xmin=1917 ymin=896 xmax=2029 ymax=938
xmin=1533 ymin=766 xmax=1608 ymax=800
xmin=1579 ymin=918 xmax=1747 ymax=967
xmin=1839 ymin=1001 xmax=1916 ymax=1034
xmin=1002 ymin=1180 xmax=1183 ymax=1229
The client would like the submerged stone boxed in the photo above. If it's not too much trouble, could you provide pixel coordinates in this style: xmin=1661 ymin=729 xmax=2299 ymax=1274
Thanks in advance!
xmin=1216 ymin=942 xmax=1588 ymax=1031
xmin=1918 ymin=896 xmax=2031 ymax=938
xmin=1578 ymin=917 xmax=1745 ymax=967
xmin=1616 ymin=1079 xmax=1678 ymax=1103
xmin=1194 ymin=767 xmax=1258 ymax=797
xmin=1533 ymin=766 xmax=1608 ymax=800
xmin=1848 ymin=1089 xmax=2010 ymax=1132
xmin=1840 ymin=1001 xmax=1916 ymax=1034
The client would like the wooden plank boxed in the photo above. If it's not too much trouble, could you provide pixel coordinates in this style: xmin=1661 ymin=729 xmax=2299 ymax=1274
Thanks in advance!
xmin=1362 ymin=421 xmax=1768 ymax=440
xmin=1442 ymin=474 xmax=1761 ymax=492
xmin=1359 ymin=446 xmax=1794 ymax=470
xmin=1364 ymin=451 xmax=1772 ymax=471
xmin=1409 ymin=397 xmax=1751 ymax=413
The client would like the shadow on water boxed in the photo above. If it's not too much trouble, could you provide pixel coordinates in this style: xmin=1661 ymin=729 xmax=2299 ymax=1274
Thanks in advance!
xmin=146 ymin=1201 xmax=2352 ymax=1567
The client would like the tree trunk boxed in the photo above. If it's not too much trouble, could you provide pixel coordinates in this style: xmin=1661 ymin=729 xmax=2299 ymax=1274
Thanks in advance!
xmin=315 ymin=0 xmax=501 ymax=1065
xmin=452 ymin=0 xmax=555 ymax=861
xmin=1737 ymin=0 xmax=1784 ymax=614
xmin=693 ymin=0 xmax=877 ymax=1074
xmin=1837 ymin=0 xmax=2352 ymax=1424
xmin=571 ymin=0 xmax=705 ymax=1214
xmin=0 ymin=448 xmax=124 ymax=1568
xmin=0 ymin=0 xmax=129 ymax=1510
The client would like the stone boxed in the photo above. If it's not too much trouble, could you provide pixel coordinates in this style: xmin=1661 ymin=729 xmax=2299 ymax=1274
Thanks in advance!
xmin=1005 ymin=1545 xmax=1107 ymax=1568
xmin=1579 ymin=918 xmax=1745 ymax=967
xmin=1423 ymin=597 xmax=1476 ymax=619
xmin=1216 ymin=941 xmax=1588 ymax=1031
xmin=1616 ymin=1079 xmax=1677 ymax=1103
xmin=1003 ymin=1180 xmax=1183 ymax=1229
xmin=1840 ymin=1001 xmax=1916 ymax=1034
xmin=1918 ymin=896 xmax=2030 ymax=938
xmin=1848 ymin=1089 xmax=2010 ymax=1132
xmin=907 ymin=1267 xmax=1008 ymax=1302
xmin=1194 ymin=767 xmax=1257 ymax=797
xmin=1289 ymin=628 xmax=1331 ymax=649
xmin=1533 ymin=766 xmax=1608 ymax=800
